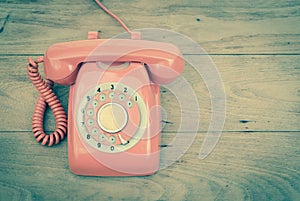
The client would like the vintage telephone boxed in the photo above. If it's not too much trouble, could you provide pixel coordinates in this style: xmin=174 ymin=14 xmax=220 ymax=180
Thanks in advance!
xmin=26 ymin=1 xmax=184 ymax=176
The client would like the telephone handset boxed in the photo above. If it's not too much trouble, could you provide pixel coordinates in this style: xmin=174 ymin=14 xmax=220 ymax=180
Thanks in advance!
xmin=43 ymin=38 xmax=183 ymax=85
xmin=27 ymin=1 xmax=184 ymax=176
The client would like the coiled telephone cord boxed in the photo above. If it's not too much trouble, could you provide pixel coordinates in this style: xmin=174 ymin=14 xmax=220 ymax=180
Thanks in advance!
xmin=27 ymin=1 xmax=131 ymax=146
xmin=27 ymin=57 xmax=67 ymax=146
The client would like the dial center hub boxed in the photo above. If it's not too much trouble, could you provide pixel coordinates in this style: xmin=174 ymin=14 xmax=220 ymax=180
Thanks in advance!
xmin=97 ymin=102 xmax=128 ymax=133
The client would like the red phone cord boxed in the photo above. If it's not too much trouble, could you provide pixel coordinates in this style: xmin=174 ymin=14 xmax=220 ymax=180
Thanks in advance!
xmin=94 ymin=0 xmax=131 ymax=33
xmin=26 ymin=2 xmax=129 ymax=146
xmin=27 ymin=57 xmax=67 ymax=146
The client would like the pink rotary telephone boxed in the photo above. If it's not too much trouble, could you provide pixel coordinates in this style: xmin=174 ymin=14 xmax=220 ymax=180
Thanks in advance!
xmin=27 ymin=1 xmax=184 ymax=176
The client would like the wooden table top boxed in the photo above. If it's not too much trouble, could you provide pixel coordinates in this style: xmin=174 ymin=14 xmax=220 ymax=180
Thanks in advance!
xmin=0 ymin=0 xmax=299 ymax=200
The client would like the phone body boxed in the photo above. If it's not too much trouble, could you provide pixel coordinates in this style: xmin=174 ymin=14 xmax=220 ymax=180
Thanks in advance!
xmin=42 ymin=38 xmax=184 ymax=176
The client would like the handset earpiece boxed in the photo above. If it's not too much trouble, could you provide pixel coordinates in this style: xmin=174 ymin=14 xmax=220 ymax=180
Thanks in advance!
xmin=145 ymin=54 xmax=184 ymax=85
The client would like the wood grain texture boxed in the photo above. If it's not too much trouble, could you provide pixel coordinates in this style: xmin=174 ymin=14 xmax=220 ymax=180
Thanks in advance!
xmin=0 ymin=56 xmax=299 ymax=132
xmin=0 ymin=0 xmax=299 ymax=200
xmin=0 ymin=131 xmax=299 ymax=200
xmin=0 ymin=0 xmax=299 ymax=54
